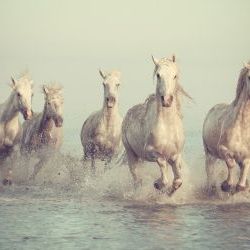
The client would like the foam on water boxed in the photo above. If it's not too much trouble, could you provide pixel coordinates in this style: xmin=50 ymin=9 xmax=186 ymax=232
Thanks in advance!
xmin=1 ymin=150 xmax=250 ymax=206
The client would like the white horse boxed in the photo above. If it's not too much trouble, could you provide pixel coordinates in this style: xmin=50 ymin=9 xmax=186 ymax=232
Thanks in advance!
xmin=80 ymin=69 xmax=123 ymax=172
xmin=21 ymin=84 xmax=63 ymax=180
xmin=0 ymin=73 xmax=33 ymax=184
xmin=122 ymin=55 xmax=191 ymax=195
xmin=203 ymin=63 xmax=250 ymax=193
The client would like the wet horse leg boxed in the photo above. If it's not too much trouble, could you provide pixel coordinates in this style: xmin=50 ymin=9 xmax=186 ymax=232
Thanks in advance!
xmin=30 ymin=157 xmax=47 ymax=180
xmin=126 ymin=149 xmax=141 ymax=189
xmin=1 ymin=146 xmax=14 ymax=185
xmin=170 ymin=155 xmax=183 ymax=192
xmin=221 ymin=156 xmax=236 ymax=192
xmin=91 ymin=156 xmax=96 ymax=176
xmin=236 ymin=159 xmax=250 ymax=192
xmin=104 ymin=156 xmax=112 ymax=172
xmin=205 ymin=153 xmax=217 ymax=193
xmin=219 ymin=146 xmax=236 ymax=192
xmin=154 ymin=157 xmax=169 ymax=191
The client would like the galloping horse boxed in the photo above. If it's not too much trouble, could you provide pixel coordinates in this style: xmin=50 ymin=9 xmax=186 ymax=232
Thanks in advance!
xmin=122 ymin=55 xmax=191 ymax=195
xmin=21 ymin=84 xmax=63 ymax=180
xmin=0 ymin=73 xmax=33 ymax=184
xmin=203 ymin=63 xmax=250 ymax=193
xmin=80 ymin=70 xmax=122 ymax=172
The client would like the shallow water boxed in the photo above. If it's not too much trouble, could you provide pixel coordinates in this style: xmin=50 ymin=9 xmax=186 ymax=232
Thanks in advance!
xmin=0 ymin=132 xmax=250 ymax=250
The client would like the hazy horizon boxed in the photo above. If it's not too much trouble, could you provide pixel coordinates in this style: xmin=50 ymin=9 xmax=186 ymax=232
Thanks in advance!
xmin=0 ymin=0 xmax=249 ymax=139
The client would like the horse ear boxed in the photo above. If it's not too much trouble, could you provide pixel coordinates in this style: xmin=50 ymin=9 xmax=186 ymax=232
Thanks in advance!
xmin=244 ymin=62 xmax=250 ymax=70
xmin=172 ymin=54 xmax=176 ymax=62
xmin=10 ymin=77 xmax=16 ymax=88
xmin=99 ymin=69 xmax=106 ymax=79
xmin=152 ymin=55 xmax=159 ymax=66
xmin=43 ymin=85 xmax=49 ymax=95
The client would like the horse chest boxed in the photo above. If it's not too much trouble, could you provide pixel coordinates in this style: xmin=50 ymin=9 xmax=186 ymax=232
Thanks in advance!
xmin=95 ymin=124 xmax=121 ymax=149
xmin=221 ymin=123 xmax=250 ymax=161
xmin=144 ymin=122 xmax=183 ymax=159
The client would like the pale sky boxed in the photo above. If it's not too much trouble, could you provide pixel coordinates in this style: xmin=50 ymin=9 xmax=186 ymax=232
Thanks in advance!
xmin=0 ymin=0 xmax=249 ymax=147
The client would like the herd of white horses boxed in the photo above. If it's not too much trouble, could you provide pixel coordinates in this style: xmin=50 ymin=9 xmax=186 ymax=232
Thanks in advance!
xmin=1 ymin=55 xmax=250 ymax=196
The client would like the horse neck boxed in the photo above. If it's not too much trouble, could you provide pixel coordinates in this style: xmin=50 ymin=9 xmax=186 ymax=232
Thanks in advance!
xmin=0 ymin=92 xmax=19 ymax=123
xmin=39 ymin=105 xmax=54 ymax=133
xmin=101 ymin=101 xmax=119 ymax=127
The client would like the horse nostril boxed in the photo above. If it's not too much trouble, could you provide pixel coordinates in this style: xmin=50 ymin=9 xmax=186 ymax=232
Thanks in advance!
xmin=107 ymin=97 xmax=115 ymax=102
xmin=169 ymin=95 xmax=173 ymax=102
xmin=161 ymin=95 xmax=173 ymax=107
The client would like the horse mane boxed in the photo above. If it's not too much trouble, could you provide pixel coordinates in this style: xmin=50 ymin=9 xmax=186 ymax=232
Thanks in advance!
xmin=18 ymin=71 xmax=31 ymax=80
xmin=106 ymin=70 xmax=121 ymax=79
xmin=144 ymin=94 xmax=156 ymax=104
xmin=11 ymin=71 xmax=33 ymax=88
xmin=42 ymin=83 xmax=63 ymax=100
xmin=233 ymin=66 xmax=249 ymax=106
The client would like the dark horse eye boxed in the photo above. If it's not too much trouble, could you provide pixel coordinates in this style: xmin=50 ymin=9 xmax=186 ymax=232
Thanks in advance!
xmin=17 ymin=92 xmax=21 ymax=97
xmin=174 ymin=75 xmax=177 ymax=79
xmin=156 ymin=73 xmax=160 ymax=79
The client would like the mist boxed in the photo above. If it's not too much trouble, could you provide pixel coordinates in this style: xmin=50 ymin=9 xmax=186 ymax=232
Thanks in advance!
xmin=0 ymin=0 xmax=249 ymax=151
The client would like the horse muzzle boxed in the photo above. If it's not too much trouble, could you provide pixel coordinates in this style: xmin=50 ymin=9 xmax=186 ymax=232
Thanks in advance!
xmin=54 ymin=116 xmax=63 ymax=127
xmin=106 ymin=96 xmax=116 ymax=108
xmin=161 ymin=95 xmax=174 ymax=108
xmin=22 ymin=109 xmax=33 ymax=120
xmin=161 ymin=95 xmax=173 ymax=107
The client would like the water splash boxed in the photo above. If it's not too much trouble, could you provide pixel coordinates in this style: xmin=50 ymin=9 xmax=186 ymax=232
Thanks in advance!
xmin=0 ymin=150 xmax=250 ymax=205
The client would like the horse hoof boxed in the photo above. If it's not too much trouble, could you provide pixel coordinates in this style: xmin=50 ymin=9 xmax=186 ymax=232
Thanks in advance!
xmin=154 ymin=182 xmax=161 ymax=190
xmin=154 ymin=179 xmax=165 ymax=190
xmin=221 ymin=181 xmax=233 ymax=192
xmin=173 ymin=179 xmax=182 ymax=190
xmin=236 ymin=184 xmax=247 ymax=192
xmin=2 ymin=179 xmax=12 ymax=186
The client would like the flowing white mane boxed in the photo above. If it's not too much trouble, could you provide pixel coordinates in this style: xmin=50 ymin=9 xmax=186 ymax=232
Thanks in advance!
xmin=105 ymin=70 xmax=121 ymax=79
xmin=42 ymin=83 xmax=63 ymax=100
xmin=11 ymin=71 xmax=33 ymax=88
xmin=233 ymin=64 xmax=250 ymax=106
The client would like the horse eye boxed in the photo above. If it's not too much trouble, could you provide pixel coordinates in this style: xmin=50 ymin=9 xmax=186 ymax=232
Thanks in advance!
xmin=116 ymin=83 xmax=120 ymax=87
xmin=17 ymin=92 xmax=21 ymax=97
xmin=156 ymin=73 xmax=160 ymax=79
xmin=174 ymin=75 xmax=177 ymax=79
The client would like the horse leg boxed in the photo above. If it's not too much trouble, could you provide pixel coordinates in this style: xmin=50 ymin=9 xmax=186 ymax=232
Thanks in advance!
xmin=169 ymin=155 xmax=183 ymax=194
xmin=154 ymin=157 xmax=169 ymax=191
xmin=205 ymin=152 xmax=217 ymax=194
xmin=30 ymin=158 xmax=46 ymax=180
xmin=236 ymin=159 xmax=250 ymax=192
xmin=1 ymin=147 xmax=14 ymax=185
xmin=219 ymin=146 xmax=236 ymax=192
xmin=126 ymin=149 xmax=141 ymax=189
xmin=104 ymin=156 xmax=112 ymax=172
xmin=91 ymin=156 xmax=96 ymax=176
xmin=221 ymin=156 xmax=236 ymax=192
xmin=2 ymin=168 xmax=12 ymax=186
